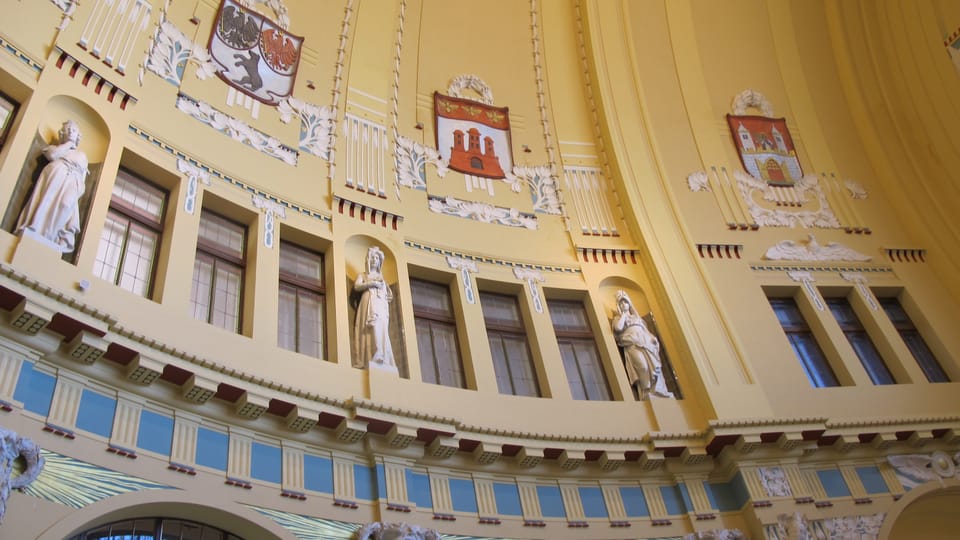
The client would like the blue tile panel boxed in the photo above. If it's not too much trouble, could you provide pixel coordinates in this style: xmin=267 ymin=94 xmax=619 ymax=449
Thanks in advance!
xmin=449 ymin=478 xmax=478 ymax=513
xmin=619 ymin=487 xmax=650 ymax=517
xmin=136 ymin=409 xmax=173 ymax=456
xmin=536 ymin=485 xmax=566 ymax=518
xmin=196 ymin=427 xmax=228 ymax=471
xmin=579 ymin=487 xmax=608 ymax=518
xmin=303 ymin=454 xmax=334 ymax=493
xmin=856 ymin=466 xmax=889 ymax=494
xmin=493 ymin=482 xmax=523 ymax=516
xmin=376 ymin=464 xmax=386 ymax=501
xmin=406 ymin=470 xmax=432 ymax=509
xmin=13 ymin=361 xmax=56 ymax=416
xmin=250 ymin=441 xmax=281 ymax=484
xmin=817 ymin=469 xmax=851 ymax=498
xmin=660 ymin=485 xmax=688 ymax=516
xmin=76 ymin=389 xmax=116 ymax=438
xmin=707 ymin=473 xmax=751 ymax=512
xmin=354 ymin=464 xmax=378 ymax=501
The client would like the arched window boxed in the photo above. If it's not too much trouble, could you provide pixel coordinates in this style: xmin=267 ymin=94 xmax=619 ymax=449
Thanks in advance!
xmin=68 ymin=517 xmax=244 ymax=540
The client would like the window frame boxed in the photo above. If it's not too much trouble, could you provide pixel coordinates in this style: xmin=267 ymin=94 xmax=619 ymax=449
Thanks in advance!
xmin=278 ymin=240 xmax=326 ymax=359
xmin=879 ymin=296 xmax=950 ymax=382
xmin=191 ymin=209 xmax=247 ymax=333
xmin=769 ymin=296 xmax=841 ymax=388
xmin=825 ymin=296 xmax=896 ymax=385
xmin=411 ymin=277 xmax=466 ymax=388
xmin=480 ymin=291 xmax=541 ymax=397
xmin=547 ymin=298 xmax=612 ymax=401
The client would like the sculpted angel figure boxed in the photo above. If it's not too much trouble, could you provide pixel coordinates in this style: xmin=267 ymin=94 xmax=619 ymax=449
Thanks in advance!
xmin=353 ymin=246 xmax=396 ymax=371
xmin=16 ymin=120 xmax=89 ymax=253
xmin=611 ymin=290 xmax=674 ymax=399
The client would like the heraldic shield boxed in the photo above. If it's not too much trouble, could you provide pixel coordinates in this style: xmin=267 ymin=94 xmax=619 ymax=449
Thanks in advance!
xmin=434 ymin=92 xmax=513 ymax=179
xmin=726 ymin=114 xmax=803 ymax=186
xmin=209 ymin=0 xmax=303 ymax=105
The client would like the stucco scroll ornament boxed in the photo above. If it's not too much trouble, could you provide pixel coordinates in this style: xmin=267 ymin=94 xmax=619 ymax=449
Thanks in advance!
xmin=446 ymin=256 xmax=478 ymax=304
xmin=513 ymin=267 xmax=545 ymax=313
xmin=683 ymin=528 xmax=747 ymax=540
xmin=16 ymin=120 xmax=89 ymax=254
xmin=764 ymin=234 xmax=872 ymax=262
xmin=395 ymin=135 xmax=449 ymax=191
xmin=251 ymin=195 xmax=287 ymax=249
xmin=734 ymin=171 xmax=840 ymax=228
xmin=0 ymin=426 xmax=45 ymax=524
xmin=142 ymin=15 xmax=217 ymax=87
xmin=235 ymin=0 xmax=291 ymax=29
xmin=352 ymin=247 xmax=397 ymax=373
xmin=506 ymin=165 xmax=563 ymax=215
xmin=178 ymin=158 xmax=211 ymax=215
xmin=845 ymin=179 xmax=868 ymax=199
xmin=355 ymin=522 xmax=440 ymax=540
xmin=888 ymin=451 xmax=960 ymax=489
xmin=447 ymin=74 xmax=495 ymax=105
xmin=771 ymin=512 xmax=827 ymax=540
xmin=50 ymin=0 xmax=78 ymax=30
xmin=278 ymin=97 xmax=337 ymax=160
xmin=731 ymin=88 xmax=775 ymax=116
xmin=428 ymin=195 xmax=538 ymax=229
xmin=611 ymin=290 xmax=674 ymax=400
xmin=687 ymin=171 xmax=711 ymax=192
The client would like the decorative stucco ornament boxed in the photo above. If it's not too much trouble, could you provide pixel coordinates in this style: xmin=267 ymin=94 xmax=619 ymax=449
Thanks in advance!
xmin=734 ymin=171 xmax=841 ymax=228
xmin=428 ymin=195 xmax=537 ymax=229
xmin=731 ymin=88 xmax=775 ymax=117
xmin=508 ymin=165 xmax=562 ymax=215
xmin=759 ymin=466 xmax=793 ymax=497
xmin=844 ymin=179 xmax=868 ymax=199
xmin=277 ymin=97 xmax=336 ymax=160
xmin=683 ymin=528 xmax=747 ymax=540
xmin=446 ymin=74 xmax=494 ymax=105
xmin=395 ymin=135 xmax=448 ymax=191
xmin=888 ymin=451 xmax=960 ymax=489
xmin=0 ymin=427 xmax=45 ymax=524
xmin=355 ymin=522 xmax=440 ymax=540
xmin=687 ymin=171 xmax=711 ymax=192
xmin=764 ymin=234 xmax=871 ymax=262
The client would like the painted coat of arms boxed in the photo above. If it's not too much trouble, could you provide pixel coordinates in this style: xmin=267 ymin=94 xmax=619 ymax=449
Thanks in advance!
xmin=434 ymin=92 xmax=513 ymax=179
xmin=726 ymin=114 xmax=802 ymax=186
xmin=209 ymin=0 xmax=303 ymax=105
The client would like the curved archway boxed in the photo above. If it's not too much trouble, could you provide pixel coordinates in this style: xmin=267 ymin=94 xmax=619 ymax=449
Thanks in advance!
xmin=879 ymin=479 xmax=960 ymax=540
xmin=35 ymin=490 xmax=298 ymax=540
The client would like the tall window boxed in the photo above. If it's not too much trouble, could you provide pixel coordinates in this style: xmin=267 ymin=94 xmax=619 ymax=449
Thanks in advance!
xmin=548 ymin=299 xmax=611 ymax=400
xmin=190 ymin=210 xmax=245 ymax=333
xmin=880 ymin=297 xmax=950 ymax=382
xmin=769 ymin=297 xmax=840 ymax=387
xmin=827 ymin=297 xmax=895 ymax=385
xmin=278 ymin=242 xmax=325 ymax=358
xmin=412 ymin=278 xmax=465 ymax=388
xmin=480 ymin=292 xmax=540 ymax=397
xmin=93 ymin=169 xmax=166 ymax=298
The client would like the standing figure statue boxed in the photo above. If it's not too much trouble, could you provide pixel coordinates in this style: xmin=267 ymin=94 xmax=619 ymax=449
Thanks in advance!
xmin=353 ymin=246 xmax=396 ymax=372
xmin=611 ymin=290 xmax=673 ymax=399
xmin=16 ymin=120 xmax=89 ymax=253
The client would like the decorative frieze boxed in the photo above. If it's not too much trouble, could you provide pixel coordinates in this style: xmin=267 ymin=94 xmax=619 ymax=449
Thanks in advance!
xmin=427 ymin=195 xmax=537 ymax=229
xmin=765 ymin=234 xmax=871 ymax=262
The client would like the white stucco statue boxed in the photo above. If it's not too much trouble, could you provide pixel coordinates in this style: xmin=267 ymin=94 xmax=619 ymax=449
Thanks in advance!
xmin=0 ymin=427 xmax=45 ymax=524
xmin=355 ymin=522 xmax=440 ymax=540
xmin=611 ymin=290 xmax=673 ymax=399
xmin=16 ymin=120 xmax=89 ymax=253
xmin=352 ymin=246 xmax=396 ymax=372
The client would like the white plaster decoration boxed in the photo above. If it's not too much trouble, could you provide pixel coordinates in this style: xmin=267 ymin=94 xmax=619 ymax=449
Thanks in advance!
xmin=731 ymin=88 xmax=774 ymax=116
xmin=178 ymin=158 xmax=210 ymax=215
xmin=343 ymin=113 xmax=388 ymax=196
xmin=326 ymin=0 xmax=356 ymax=186
xmin=356 ymin=522 xmax=440 ymax=540
xmin=252 ymin=195 xmax=286 ymax=248
xmin=79 ymin=0 xmax=152 ymax=73
xmin=764 ymin=234 xmax=872 ymax=262
xmin=428 ymin=195 xmax=538 ymax=230
xmin=446 ymin=256 xmax=478 ymax=304
xmin=0 ymin=427 xmax=45 ymax=524
xmin=176 ymin=94 xmax=298 ymax=165
xmin=769 ymin=512 xmax=827 ymax=540
xmin=528 ymin=0 xmax=559 ymax=174
xmin=509 ymin=165 xmax=562 ymax=215
xmin=687 ymin=171 xmax=711 ymax=192
xmin=395 ymin=135 xmax=448 ymax=191
xmin=822 ymin=513 xmax=885 ymax=540
xmin=734 ymin=171 xmax=841 ymax=228
xmin=759 ymin=466 xmax=793 ymax=497
xmin=840 ymin=272 xmax=879 ymax=311
xmin=513 ymin=267 xmax=545 ymax=313
xmin=278 ymin=97 xmax=336 ymax=160
xmin=447 ymin=74 xmax=494 ymax=105
xmin=51 ymin=0 xmax=78 ymax=30
xmin=563 ymin=165 xmax=618 ymax=235
xmin=684 ymin=529 xmax=747 ymax=540
xmin=787 ymin=271 xmax=825 ymax=311
xmin=465 ymin=174 xmax=496 ymax=197
xmin=143 ymin=16 xmax=194 ymax=86
xmin=844 ymin=179 xmax=868 ymax=199
xmin=888 ymin=451 xmax=960 ymax=489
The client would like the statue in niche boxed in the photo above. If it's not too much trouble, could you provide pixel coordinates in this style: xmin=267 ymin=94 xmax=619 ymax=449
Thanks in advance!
xmin=16 ymin=120 xmax=88 ymax=253
xmin=355 ymin=522 xmax=440 ymax=540
xmin=352 ymin=246 xmax=397 ymax=372
xmin=0 ymin=426 xmax=45 ymax=524
xmin=611 ymin=290 xmax=674 ymax=399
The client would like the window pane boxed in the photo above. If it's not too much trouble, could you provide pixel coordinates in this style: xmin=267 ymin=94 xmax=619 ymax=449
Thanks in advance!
xmin=880 ymin=298 xmax=950 ymax=382
xmin=114 ymin=169 xmax=165 ymax=221
xmin=480 ymin=292 xmax=522 ymax=328
xmin=93 ymin=213 xmax=128 ymax=284
xmin=431 ymin=321 xmax=464 ymax=387
xmin=211 ymin=262 xmax=242 ymax=332
xmin=190 ymin=257 xmax=214 ymax=322
xmin=117 ymin=223 xmax=159 ymax=297
xmin=828 ymin=298 xmax=894 ymax=385
xmin=416 ymin=323 xmax=438 ymax=384
xmin=772 ymin=297 xmax=839 ymax=388
xmin=489 ymin=334 xmax=514 ymax=394
xmin=559 ymin=341 xmax=586 ymax=400
xmin=549 ymin=300 xmax=610 ymax=400
xmin=413 ymin=279 xmax=464 ymax=388
xmin=573 ymin=340 xmax=610 ymax=400
xmin=278 ymin=283 xmax=298 ymax=352
xmin=198 ymin=211 xmax=244 ymax=257
xmin=280 ymin=242 xmax=323 ymax=285
xmin=503 ymin=334 xmax=538 ymax=397
xmin=296 ymin=288 xmax=323 ymax=358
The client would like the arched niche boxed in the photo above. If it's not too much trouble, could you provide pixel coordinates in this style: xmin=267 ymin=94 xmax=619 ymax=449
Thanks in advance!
xmin=344 ymin=234 xmax=406 ymax=377
xmin=34 ymin=489 xmax=297 ymax=540
xmin=2 ymin=94 xmax=108 ymax=263
xmin=879 ymin=479 xmax=960 ymax=540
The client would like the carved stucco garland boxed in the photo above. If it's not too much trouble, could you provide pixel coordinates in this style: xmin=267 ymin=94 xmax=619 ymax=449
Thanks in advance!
xmin=764 ymin=234 xmax=871 ymax=262
xmin=447 ymin=74 xmax=494 ymax=105
xmin=395 ymin=135 xmax=448 ymax=191
xmin=731 ymin=88 xmax=774 ymax=116
xmin=277 ymin=97 xmax=336 ymax=160
xmin=735 ymin=171 xmax=840 ymax=228
xmin=514 ymin=267 xmax=545 ymax=313
xmin=428 ymin=195 xmax=537 ymax=230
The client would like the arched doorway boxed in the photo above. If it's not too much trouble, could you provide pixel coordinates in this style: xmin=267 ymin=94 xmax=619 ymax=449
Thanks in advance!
xmin=880 ymin=479 xmax=960 ymax=539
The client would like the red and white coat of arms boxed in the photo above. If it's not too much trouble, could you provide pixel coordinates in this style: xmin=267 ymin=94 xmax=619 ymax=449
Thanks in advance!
xmin=434 ymin=92 xmax=513 ymax=179
xmin=726 ymin=114 xmax=802 ymax=186
xmin=209 ymin=0 xmax=303 ymax=105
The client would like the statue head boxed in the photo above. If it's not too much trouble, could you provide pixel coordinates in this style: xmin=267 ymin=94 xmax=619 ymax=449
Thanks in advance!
xmin=616 ymin=290 xmax=634 ymax=313
xmin=366 ymin=246 xmax=384 ymax=273
xmin=58 ymin=120 xmax=81 ymax=146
